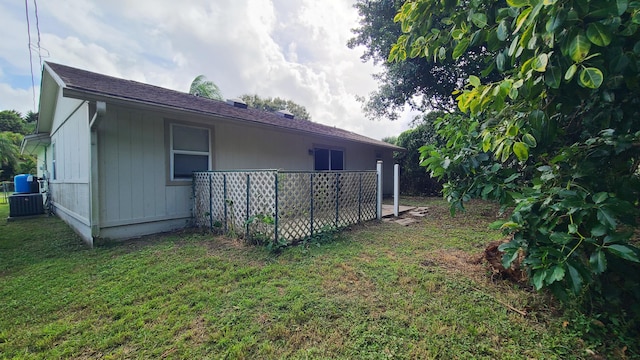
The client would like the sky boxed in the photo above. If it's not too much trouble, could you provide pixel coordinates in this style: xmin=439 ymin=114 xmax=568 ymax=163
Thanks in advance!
xmin=0 ymin=0 xmax=414 ymax=141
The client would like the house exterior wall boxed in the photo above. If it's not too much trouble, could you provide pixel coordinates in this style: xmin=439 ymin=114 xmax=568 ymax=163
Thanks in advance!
xmin=47 ymin=95 xmax=92 ymax=243
xmin=95 ymin=104 xmax=395 ymax=241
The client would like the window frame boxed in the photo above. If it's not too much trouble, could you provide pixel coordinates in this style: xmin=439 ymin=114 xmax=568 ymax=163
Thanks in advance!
xmin=168 ymin=122 xmax=212 ymax=183
xmin=313 ymin=146 xmax=345 ymax=171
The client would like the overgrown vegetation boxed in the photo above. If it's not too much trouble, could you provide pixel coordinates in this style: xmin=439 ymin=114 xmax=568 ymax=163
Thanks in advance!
xmin=386 ymin=0 xmax=640 ymax=340
xmin=3 ymin=199 xmax=633 ymax=358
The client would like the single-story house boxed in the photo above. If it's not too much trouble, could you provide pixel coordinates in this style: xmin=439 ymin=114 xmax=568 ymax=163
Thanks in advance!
xmin=21 ymin=62 xmax=404 ymax=246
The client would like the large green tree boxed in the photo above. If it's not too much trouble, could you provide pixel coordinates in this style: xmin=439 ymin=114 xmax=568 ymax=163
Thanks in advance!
xmin=0 ymin=110 xmax=26 ymax=134
xmin=349 ymin=0 xmax=500 ymax=120
xmin=390 ymin=0 xmax=640 ymax=333
xmin=395 ymin=111 xmax=446 ymax=195
xmin=239 ymin=94 xmax=312 ymax=121
xmin=189 ymin=75 xmax=224 ymax=100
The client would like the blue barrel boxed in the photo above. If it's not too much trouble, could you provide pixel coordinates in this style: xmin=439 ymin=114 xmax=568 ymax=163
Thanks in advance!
xmin=14 ymin=174 xmax=31 ymax=194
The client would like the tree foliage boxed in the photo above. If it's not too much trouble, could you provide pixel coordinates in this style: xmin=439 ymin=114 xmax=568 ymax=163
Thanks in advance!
xmin=239 ymin=94 xmax=312 ymax=121
xmin=0 ymin=110 xmax=26 ymax=134
xmin=349 ymin=0 xmax=501 ymax=120
xmin=390 ymin=0 xmax=640 ymax=329
xmin=0 ymin=110 xmax=36 ymax=181
xmin=189 ymin=75 xmax=224 ymax=100
xmin=395 ymin=111 xmax=446 ymax=195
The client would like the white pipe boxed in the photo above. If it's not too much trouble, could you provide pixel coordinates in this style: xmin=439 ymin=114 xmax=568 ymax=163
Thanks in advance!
xmin=376 ymin=160 xmax=383 ymax=220
xmin=394 ymin=164 xmax=399 ymax=217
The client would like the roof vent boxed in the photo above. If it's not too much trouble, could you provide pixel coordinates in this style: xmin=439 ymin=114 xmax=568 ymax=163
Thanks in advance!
xmin=276 ymin=109 xmax=294 ymax=119
xmin=226 ymin=98 xmax=248 ymax=109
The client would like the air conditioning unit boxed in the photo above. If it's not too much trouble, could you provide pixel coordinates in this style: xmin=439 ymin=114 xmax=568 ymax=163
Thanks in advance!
xmin=9 ymin=193 xmax=44 ymax=217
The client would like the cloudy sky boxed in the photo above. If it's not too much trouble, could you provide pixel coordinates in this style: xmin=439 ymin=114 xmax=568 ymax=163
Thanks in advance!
xmin=0 ymin=0 xmax=414 ymax=141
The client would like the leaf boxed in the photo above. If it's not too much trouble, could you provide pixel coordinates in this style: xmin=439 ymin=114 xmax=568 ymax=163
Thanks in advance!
xmin=531 ymin=53 xmax=548 ymax=72
xmin=569 ymin=34 xmax=591 ymax=62
xmin=497 ymin=21 xmax=509 ymax=41
xmin=513 ymin=142 xmax=529 ymax=161
xmin=579 ymin=67 xmax=603 ymax=89
xmin=592 ymin=192 xmax=608 ymax=204
xmin=591 ymin=224 xmax=607 ymax=237
xmin=533 ymin=269 xmax=546 ymax=290
xmin=504 ymin=173 xmax=520 ymax=183
xmin=606 ymin=244 xmax=640 ymax=263
xmin=586 ymin=23 xmax=612 ymax=47
xmin=545 ymin=66 xmax=562 ymax=88
xmin=452 ymin=38 xmax=470 ymax=59
xmin=471 ymin=13 xmax=488 ymax=28
xmin=597 ymin=207 xmax=617 ymax=229
xmin=564 ymin=64 xmax=577 ymax=80
xmin=567 ymin=263 xmax=583 ymax=294
xmin=545 ymin=11 xmax=566 ymax=32
xmin=507 ymin=0 xmax=530 ymax=7
xmin=469 ymin=75 xmax=481 ymax=87
xmin=590 ymin=250 xmax=607 ymax=274
xmin=514 ymin=8 xmax=532 ymax=34
xmin=550 ymin=232 xmax=573 ymax=245
xmin=547 ymin=265 xmax=566 ymax=284
xmin=523 ymin=133 xmax=538 ymax=148
xmin=496 ymin=52 xmax=506 ymax=71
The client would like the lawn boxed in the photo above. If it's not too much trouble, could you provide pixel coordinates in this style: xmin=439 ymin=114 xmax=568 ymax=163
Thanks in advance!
xmin=0 ymin=197 xmax=621 ymax=359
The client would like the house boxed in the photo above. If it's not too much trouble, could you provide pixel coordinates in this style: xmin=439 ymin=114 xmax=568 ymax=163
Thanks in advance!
xmin=21 ymin=62 xmax=404 ymax=246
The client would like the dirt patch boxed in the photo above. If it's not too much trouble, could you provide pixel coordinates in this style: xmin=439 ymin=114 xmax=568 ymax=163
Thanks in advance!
xmin=484 ymin=239 xmax=527 ymax=283
xmin=420 ymin=248 xmax=486 ymax=281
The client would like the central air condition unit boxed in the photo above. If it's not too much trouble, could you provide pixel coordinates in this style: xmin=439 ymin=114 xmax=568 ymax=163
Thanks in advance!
xmin=9 ymin=193 xmax=44 ymax=217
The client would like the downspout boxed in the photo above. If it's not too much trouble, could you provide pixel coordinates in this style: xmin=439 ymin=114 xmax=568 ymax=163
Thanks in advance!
xmin=89 ymin=101 xmax=106 ymax=246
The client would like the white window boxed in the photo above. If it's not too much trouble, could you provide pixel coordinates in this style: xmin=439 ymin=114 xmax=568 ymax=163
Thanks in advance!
xmin=170 ymin=124 xmax=211 ymax=180
xmin=314 ymin=148 xmax=344 ymax=171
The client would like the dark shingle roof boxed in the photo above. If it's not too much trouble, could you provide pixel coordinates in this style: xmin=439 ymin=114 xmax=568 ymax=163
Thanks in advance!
xmin=45 ymin=62 xmax=403 ymax=150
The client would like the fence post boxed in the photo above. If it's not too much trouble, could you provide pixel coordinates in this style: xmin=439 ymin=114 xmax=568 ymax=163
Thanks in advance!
xmin=246 ymin=174 xmax=250 ymax=240
xmin=209 ymin=173 xmax=213 ymax=230
xmin=310 ymin=173 xmax=314 ymax=237
xmin=223 ymin=174 xmax=228 ymax=233
xmin=274 ymin=172 xmax=279 ymax=244
xmin=394 ymin=164 xmax=400 ymax=217
xmin=335 ymin=172 xmax=340 ymax=228
xmin=377 ymin=161 xmax=383 ymax=220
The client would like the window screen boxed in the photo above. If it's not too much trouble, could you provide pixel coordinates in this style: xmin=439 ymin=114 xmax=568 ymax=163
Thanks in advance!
xmin=171 ymin=124 xmax=210 ymax=180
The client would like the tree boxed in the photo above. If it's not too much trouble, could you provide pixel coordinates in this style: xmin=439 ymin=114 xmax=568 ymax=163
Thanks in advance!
xmin=349 ymin=0 xmax=501 ymax=120
xmin=189 ymin=75 xmax=224 ymax=100
xmin=390 ymin=0 xmax=640 ymax=328
xmin=0 ymin=110 xmax=26 ymax=134
xmin=239 ymin=94 xmax=312 ymax=121
xmin=395 ymin=111 xmax=446 ymax=195
xmin=24 ymin=111 xmax=38 ymax=123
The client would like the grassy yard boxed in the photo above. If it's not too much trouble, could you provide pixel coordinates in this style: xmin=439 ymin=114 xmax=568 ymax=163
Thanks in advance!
xmin=0 ymin=198 xmax=625 ymax=359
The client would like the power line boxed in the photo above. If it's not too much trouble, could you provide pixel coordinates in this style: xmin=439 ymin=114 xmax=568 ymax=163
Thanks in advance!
xmin=25 ymin=0 xmax=37 ymax=111
xmin=33 ymin=0 xmax=43 ymax=69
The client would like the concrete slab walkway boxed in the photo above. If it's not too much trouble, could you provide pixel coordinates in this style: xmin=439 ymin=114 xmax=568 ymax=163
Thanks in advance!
xmin=381 ymin=204 xmax=416 ymax=218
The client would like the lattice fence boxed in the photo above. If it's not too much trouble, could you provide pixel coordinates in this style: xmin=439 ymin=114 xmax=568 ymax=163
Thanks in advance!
xmin=193 ymin=170 xmax=378 ymax=245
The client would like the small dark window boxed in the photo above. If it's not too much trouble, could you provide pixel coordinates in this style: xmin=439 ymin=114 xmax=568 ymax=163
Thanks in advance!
xmin=330 ymin=150 xmax=344 ymax=170
xmin=314 ymin=148 xmax=343 ymax=170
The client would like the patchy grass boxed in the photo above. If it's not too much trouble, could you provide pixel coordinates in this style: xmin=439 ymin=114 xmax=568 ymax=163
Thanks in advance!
xmin=0 ymin=198 xmax=625 ymax=359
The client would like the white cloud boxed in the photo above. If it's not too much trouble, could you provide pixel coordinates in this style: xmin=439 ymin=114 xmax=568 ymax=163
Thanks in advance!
xmin=0 ymin=83 xmax=38 ymax=115
xmin=0 ymin=0 xmax=410 ymax=141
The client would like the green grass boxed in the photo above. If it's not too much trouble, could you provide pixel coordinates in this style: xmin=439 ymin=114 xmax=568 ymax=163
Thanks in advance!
xmin=0 ymin=197 xmax=628 ymax=359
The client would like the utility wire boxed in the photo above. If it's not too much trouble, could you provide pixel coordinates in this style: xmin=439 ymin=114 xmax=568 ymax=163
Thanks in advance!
xmin=33 ymin=0 xmax=43 ymax=69
xmin=25 ymin=0 xmax=36 ymax=111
